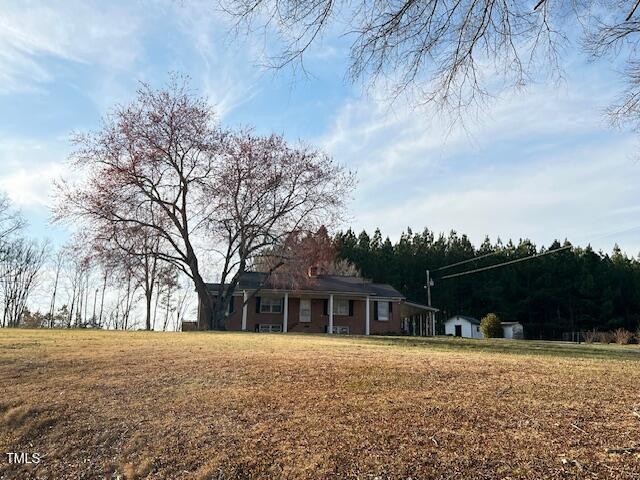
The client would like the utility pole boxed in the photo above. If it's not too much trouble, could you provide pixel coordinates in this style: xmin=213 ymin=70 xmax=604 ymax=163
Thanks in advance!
xmin=425 ymin=269 xmax=435 ymax=335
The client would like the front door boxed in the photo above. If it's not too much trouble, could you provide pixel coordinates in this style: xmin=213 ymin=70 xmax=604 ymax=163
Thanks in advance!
xmin=299 ymin=299 xmax=311 ymax=323
xmin=455 ymin=325 xmax=462 ymax=337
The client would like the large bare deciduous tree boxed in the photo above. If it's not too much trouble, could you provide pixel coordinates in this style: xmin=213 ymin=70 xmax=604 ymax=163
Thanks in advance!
xmin=208 ymin=133 xmax=354 ymax=325
xmin=56 ymin=77 xmax=224 ymax=329
xmin=56 ymin=76 xmax=354 ymax=330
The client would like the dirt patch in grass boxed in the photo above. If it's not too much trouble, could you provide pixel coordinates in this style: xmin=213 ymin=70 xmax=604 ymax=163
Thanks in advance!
xmin=1 ymin=329 xmax=639 ymax=479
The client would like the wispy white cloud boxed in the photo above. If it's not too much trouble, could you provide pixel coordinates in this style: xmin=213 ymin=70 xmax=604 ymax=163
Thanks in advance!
xmin=0 ymin=137 xmax=70 ymax=208
xmin=354 ymin=139 xmax=639 ymax=248
xmin=0 ymin=163 xmax=65 ymax=207
xmin=320 ymin=67 xmax=640 ymax=255
xmin=0 ymin=0 xmax=144 ymax=94
xmin=170 ymin=0 xmax=265 ymax=119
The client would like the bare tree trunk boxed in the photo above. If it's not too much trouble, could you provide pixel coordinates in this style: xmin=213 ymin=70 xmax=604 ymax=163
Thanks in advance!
xmin=152 ymin=277 xmax=160 ymax=331
xmin=49 ymin=252 xmax=63 ymax=328
xmin=194 ymin=278 xmax=214 ymax=330
xmin=114 ymin=291 xmax=121 ymax=330
xmin=98 ymin=272 xmax=107 ymax=326
xmin=83 ymin=271 xmax=89 ymax=326
xmin=123 ymin=275 xmax=131 ymax=330
xmin=187 ymin=247 xmax=216 ymax=330
xmin=145 ymin=288 xmax=153 ymax=331
xmin=162 ymin=283 xmax=172 ymax=332
xmin=68 ymin=278 xmax=77 ymax=328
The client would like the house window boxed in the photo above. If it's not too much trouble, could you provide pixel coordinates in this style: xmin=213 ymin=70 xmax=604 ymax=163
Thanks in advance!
xmin=258 ymin=324 xmax=282 ymax=333
xmin=300 ymin=299 xmax=311 ymax=322
xmin=226 ymin=298 xmax=235 ymax=315
xmin=334 ymin=298 xmax=349 ymax=316
xmin=377 ymin=301 xmax=389 ymax=321
xmin=260 ymin=297 xmax=282 ymax=314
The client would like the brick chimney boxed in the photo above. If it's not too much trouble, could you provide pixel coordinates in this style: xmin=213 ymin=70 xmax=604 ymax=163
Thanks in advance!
xmin=308 ymin=265 xmax=319 ymax=277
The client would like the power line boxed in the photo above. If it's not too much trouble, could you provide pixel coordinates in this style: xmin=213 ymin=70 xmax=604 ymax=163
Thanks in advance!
xmin=435 ymin=249 xmax=509 ymax=272
xmin=440 ymin=245 xmax=572 ymax=280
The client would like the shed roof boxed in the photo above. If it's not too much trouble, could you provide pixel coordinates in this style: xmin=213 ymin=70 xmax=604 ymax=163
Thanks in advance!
xmin=447 ymin=315 xmax=481 ymax=325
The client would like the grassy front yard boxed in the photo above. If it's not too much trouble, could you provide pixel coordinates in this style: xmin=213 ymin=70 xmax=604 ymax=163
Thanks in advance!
xmin=1 ymin=329 xmax=639 ymax=479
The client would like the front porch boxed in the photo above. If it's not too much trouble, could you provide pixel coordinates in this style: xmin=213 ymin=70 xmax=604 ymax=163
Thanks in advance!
xmin=240 ymin=292 xmax=386 ymax=335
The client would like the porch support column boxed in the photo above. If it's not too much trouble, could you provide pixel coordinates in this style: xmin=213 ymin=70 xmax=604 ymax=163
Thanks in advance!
xmin=241 ymin=290 xmax=248 ymax=331
xmin=283 ymin=292 xmax=289 ymax=333
xmin=328 ymin=294 xmax=334 ymax=334
xmin=365 ymin=296 xmax=370 ymax=336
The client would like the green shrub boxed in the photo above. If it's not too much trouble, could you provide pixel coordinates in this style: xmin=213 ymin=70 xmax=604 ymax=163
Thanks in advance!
xmin=480 ymin=313 xmax=503 ymax=338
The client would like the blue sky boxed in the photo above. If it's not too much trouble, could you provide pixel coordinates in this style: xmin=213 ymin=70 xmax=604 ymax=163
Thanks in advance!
xmin=2 ymin=0 xmax=640 ymax=257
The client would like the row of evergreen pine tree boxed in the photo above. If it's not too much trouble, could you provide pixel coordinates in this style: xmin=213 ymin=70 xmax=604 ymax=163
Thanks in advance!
xmin=334 ymin=228 xmax=640 ymax=339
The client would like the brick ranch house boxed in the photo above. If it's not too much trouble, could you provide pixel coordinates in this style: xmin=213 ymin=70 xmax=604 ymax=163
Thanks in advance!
xmin=188 ymin=271 xmax=437 ymax=335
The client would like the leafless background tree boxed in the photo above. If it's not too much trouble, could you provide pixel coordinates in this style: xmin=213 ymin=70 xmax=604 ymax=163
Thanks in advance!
xmin=0 ymin=194 xmax=24 ymax=247
xmin=0 ymin=239 xmax=49 ymax=328
xmin=251 ymin=226 xmax=360 ymax=282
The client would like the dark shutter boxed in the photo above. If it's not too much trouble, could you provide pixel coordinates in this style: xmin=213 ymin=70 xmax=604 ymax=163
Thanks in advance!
xmin=255 ymin=296 xmax=261 ymax=313
xmin=388 ymin=301 xmax=393 ymax=313
xmin=348 ymin=300 xmax=354 ymax=317
xmin=374 ymin=301 xmax=379 ymax=320
xmin=229 ymin=297 xmax=235 ymax=314
xmin=323 ymin=299 xmax=328 ymax=316
xmin=281 ymin=297 xmax=285 ymax=311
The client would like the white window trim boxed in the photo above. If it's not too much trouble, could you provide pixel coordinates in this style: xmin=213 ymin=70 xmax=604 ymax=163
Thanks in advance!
xmin=260 ymin=296 xmax=283 ymax=314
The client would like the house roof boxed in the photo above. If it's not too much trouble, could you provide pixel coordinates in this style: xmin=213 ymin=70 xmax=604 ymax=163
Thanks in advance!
xmin=447 ymin=315 xmax=481 ymax=325
xmin=500 ymin=322 xmax=522 ymax=326
xmin=206 ymin=271 xmax=405 ymax=298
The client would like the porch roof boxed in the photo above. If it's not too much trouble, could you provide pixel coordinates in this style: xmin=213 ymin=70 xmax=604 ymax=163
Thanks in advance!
xmin=402 ymin=300 xmax=439 ymax=312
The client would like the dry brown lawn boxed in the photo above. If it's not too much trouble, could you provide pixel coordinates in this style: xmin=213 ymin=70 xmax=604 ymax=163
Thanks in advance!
xmin=1 ymin=329 xmax=639 ymax=479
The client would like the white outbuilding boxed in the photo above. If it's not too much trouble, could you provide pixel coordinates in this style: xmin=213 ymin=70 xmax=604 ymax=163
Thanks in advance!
xmin=500 ymin=322 xmax=524 ymax=339
xmin=444 ymin=315 xmax=483 ymax=339
xmin=445 ymin=315 xmax=525 ymax=339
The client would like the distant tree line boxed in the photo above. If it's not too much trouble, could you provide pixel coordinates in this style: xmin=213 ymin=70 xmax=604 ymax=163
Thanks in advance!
xmin=335 ymin=228 xmax=640 ymax=339
xmin=0 ymin=195 xmax=48 ymax=328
